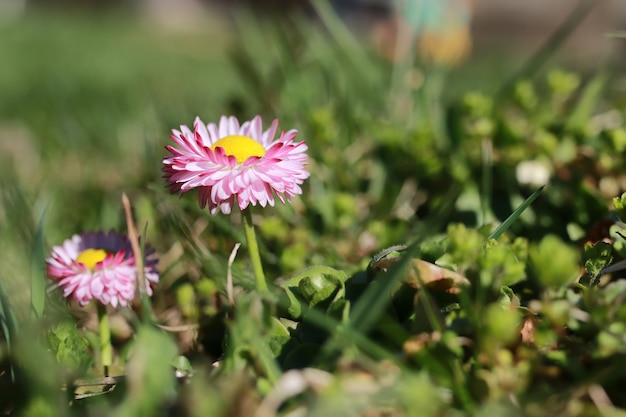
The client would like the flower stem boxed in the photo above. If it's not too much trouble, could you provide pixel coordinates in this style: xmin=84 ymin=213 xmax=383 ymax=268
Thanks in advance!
xmin=241 ymin=208 xmax=268 ymax=292
xmin=97 ymin=303 xmax=112 ymax=377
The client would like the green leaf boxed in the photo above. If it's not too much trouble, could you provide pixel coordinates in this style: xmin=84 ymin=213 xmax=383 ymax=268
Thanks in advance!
xmin=327 ymin=299 xmax=350 ymax=324
xmin=298 ymin=274 xmax=344 ymax=307
xmin=547 ymin=69 xmax=581 ymax=97
xmin=484 ymin=304 xmax=521 ymax=345
xmin=613 ymin=192 xmax=626 ymax=223
xmin=266 ymin=317 xmax=291 ymax=357
xmin=47 ymin=321 xmax=92 ymax=374
xmin=281 ymin=286 xmax=303 ymax=319
xmin=281 ymin=265 xmax=349 ymax=288
xmin=480 ymin=241 xmax=527 ymax=288
xmin=170 ymin=355 xmax=193 ymax=377
xmin=282 ymin=265 xmax=348 ymax=308
xmin=529 ymin=235 xmax=580 ymax=287
xmin=580 ymin=241 xmax=612 ymax=287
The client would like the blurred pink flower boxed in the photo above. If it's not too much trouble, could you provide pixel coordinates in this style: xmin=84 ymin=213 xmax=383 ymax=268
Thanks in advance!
xmin=46 ymin=231 xmax=159 ymax=307
xmin=163 ymin=115 xmax=309 ymax=215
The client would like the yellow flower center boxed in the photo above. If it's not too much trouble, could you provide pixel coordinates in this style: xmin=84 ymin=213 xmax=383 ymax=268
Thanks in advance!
xmin=210 ymin=135 xmax=266 ymax=164
xmin=77 ymin=248 xmax=107 ymax=270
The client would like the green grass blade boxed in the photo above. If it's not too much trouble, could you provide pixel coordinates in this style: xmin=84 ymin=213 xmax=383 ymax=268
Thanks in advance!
xmin=1 ymin=180 xmax=35 ymax=253
xmin=316 ymin=187 xmax=458 ymax=359
xmin=349 ymin=243 xmax=419 ymax=334
xmin=30 ymin=208 xmax=47 ymax=320
xmin=139 ymin=222 xmax=156 ymax=326
xmin=566 ymin=71 xmax=608 ymax=132
xmin=0 ymin=280 xmax=18 ymax=382
xmin=299 ymin=300 xmax=399 ymax=364
xmin=0 ymin=282 xmax=18 ymax=342
xmin=487 ymin=185 xmax=545 ymax=241
xmin=345 ymin=185 xmax=457 ymax=336
xmin=481 ymin=139 xmax=494 ymax=225
xmin=309 ymin=0 xmax=378 ymax=85
xmin=309 ymin=0 xmax=363 ymax=59
xmin=497 ymin=0 xmax=597 ymax=100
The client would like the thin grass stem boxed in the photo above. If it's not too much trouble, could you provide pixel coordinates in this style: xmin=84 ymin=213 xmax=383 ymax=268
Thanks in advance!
xmin=97 ymin=303 xmax=112 ymax=377
xmin=487 ymin=185 xmax=545 ymax=241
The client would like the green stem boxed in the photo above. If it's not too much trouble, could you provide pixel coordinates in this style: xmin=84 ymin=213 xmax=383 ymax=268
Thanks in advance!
xmin=97 ymin=303 xmax=112 ymax=377
xmin=241 ymin=208 xmax=268 ymax=292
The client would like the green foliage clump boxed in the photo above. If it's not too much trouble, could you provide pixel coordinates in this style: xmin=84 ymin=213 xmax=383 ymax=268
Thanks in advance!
xmin=529 ymin=234 xmax=580 ymax=287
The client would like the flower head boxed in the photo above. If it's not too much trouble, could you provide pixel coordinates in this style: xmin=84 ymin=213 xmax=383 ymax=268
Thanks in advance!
xmin=46 ymin=230 xmax=159 ymax=307
xmin=163 ymin=115 xmax=310 ymax=215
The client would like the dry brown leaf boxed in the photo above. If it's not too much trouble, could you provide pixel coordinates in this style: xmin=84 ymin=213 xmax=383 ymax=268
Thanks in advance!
xmin=520 ymin=316 xmax=537 ymax=345
xmin=372 ymin=258 xmax=470 ymax=294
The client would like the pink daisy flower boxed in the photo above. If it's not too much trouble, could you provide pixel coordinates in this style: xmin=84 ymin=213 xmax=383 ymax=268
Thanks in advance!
xmin=162 ymin=115 xmax=310 ymax=215
xmin=46 ymin=231 xmax=159 ymax=308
